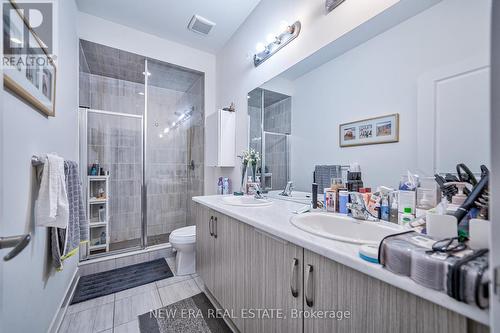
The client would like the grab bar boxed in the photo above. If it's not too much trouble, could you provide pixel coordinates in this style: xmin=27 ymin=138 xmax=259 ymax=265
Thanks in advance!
xmin=0 ymin=234 xmax=31 ymax=261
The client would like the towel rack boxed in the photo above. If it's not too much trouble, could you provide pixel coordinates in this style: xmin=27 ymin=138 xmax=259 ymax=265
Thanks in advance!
xmin=32 ymin=155 xmax=45 ymax=182
xmin=31 ymin=155 xmax=44 ymax=166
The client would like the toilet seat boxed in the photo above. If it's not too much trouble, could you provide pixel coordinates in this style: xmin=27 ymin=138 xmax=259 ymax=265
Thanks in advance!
xmin=170 ymin=225 xmax=196 ymax=244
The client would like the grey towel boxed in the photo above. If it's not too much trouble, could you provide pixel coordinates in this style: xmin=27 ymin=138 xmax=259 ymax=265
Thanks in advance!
xmin=51 ymin=161 xmax=88 ymax=271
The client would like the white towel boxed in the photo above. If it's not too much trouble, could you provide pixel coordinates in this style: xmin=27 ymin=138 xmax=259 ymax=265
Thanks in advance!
xmin=35 ymin=154 xmax=69 ymax=228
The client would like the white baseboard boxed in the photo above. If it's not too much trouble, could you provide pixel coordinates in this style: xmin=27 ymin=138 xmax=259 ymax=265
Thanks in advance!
xmin=47 ymin=267 xmax=80 ymax=333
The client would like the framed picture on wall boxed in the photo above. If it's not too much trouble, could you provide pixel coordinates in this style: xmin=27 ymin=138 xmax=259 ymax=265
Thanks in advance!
xmin=339 ymin=113 xmax=399 ymax=147
xmin=3 ymin=0 xmax=57 ymax=117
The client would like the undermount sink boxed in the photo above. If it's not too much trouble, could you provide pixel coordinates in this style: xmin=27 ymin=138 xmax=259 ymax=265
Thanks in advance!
xmin=222 ymin=196 xmax=273 ymax=207
xmin=290 ymin=213 xmax=403 ymax=244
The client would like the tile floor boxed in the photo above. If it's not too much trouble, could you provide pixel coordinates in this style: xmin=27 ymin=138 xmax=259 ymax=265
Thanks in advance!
xmin=59 ymin=257 xmax=204 ymax=333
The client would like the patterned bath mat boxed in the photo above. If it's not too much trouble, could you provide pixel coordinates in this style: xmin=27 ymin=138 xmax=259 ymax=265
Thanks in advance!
xmin=71 ymin=258 xmax=173 ymax=304
xmin=138 ymin=293 xmax=232 ymax=333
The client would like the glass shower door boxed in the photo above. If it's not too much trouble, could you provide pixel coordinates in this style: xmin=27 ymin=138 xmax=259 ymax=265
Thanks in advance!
xmin=83 ymin=109 xmax=143 ymax=256
xmin=145 ymin=59 xmax=204 ymax=246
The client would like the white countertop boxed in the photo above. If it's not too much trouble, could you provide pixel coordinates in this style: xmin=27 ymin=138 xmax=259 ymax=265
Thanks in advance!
xmin=193 ymin=195 xmax=489 ymax=326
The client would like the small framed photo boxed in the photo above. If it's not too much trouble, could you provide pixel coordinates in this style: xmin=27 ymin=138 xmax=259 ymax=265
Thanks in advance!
xmin=339 ymin=114 xmax=399 ymax=147
xmin=3 ymin=0 xmax=57 ymax=117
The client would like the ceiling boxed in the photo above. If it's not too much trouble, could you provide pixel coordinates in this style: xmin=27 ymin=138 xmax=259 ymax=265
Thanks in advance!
xmin=80 ymin=39 xmax=202 ymax=92
xmin=76 ymin=0 xmax=262 ymax=53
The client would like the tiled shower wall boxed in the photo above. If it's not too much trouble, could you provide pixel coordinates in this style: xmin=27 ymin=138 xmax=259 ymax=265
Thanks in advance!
xmin=87 ymin=112 xmax=143 ymax=243
xmin=80 ymin=66 xmax=203 ymax=245
xmin=146 ymin=77 xmax=204 ymax=237
xmin=84 ymin=73 xmax=145 ymax=243
xmin=264 ymin=97 xmax=291 ymax=135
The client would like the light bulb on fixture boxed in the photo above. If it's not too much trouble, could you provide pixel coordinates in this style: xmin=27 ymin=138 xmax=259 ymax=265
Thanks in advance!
xmin=163 ymin=127 xmax=169 ymax=134
xmin=255 ymin=42 xmax=266 ymax=53
xmin=159 ymin=134 xmax=163 ymax=138
xmin=179 ymin=114 xmax=185 ymax=121
xmin=172 ymin=122 xmax=176 ymax=127
xmin=279 ymin=21 xmax=289 ymax=32
xmin=266 ymin=34 xmax=275 ymax=44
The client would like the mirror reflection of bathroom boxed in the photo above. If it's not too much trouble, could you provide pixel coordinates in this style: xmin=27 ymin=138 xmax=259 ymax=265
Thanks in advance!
xmin=248 ymin=87 xmax=291 ymax=192
xmin=248 ymin=38 xmax=490 ymax=196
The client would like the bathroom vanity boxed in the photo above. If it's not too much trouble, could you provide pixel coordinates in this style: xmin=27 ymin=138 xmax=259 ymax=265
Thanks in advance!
xmin=193 ymin=196 xmax=489 ymax=333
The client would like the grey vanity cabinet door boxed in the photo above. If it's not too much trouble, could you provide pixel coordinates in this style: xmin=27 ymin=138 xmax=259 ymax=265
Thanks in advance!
xmin=302 ymin=249 xmax=468 ymax=333
xmin=195 ymin=203 xmax=215 ymax=293
xmin=243 ymin=228 xmax=303 ymax=333
xmin=212 ymin=214 xmax=249 ymax=331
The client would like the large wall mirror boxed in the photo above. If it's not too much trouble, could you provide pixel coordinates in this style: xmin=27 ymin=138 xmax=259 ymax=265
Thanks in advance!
xmin=248 ymin=1 xmax=490 ymax=193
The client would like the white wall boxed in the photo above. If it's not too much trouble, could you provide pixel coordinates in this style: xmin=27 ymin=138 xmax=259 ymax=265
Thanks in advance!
xmin=0 ymin=1 xmax=80 ymax=332
xmin=77 ymin=13 xmax=217 ymax=194
xmin=290 ymin=0 xmax=491 ymax=190
xmin=214 ymin=0 xmax=440 ymax=192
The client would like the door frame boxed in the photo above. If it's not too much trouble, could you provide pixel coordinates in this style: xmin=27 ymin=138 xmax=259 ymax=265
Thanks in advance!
xmin=79 ymin=107 xmax=144 ymax=260
xmin=490 ymin=1 xmax=499 ymax=331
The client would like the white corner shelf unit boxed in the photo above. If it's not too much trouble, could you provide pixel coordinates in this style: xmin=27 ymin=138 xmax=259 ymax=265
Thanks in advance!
xmin=87 ymin=175 xmax=110 ymax=254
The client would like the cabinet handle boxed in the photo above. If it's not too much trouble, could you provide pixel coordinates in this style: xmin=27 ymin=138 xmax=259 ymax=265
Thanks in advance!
xmin=209 ymin=216 xmax=214 ymax=237
xmin=305 ymin=264 xmax=314 ymax=307
xmin=290 ymin=258 xmax=299 ymax=298
xmin=214 ymin=217 xmax=218 ymax=238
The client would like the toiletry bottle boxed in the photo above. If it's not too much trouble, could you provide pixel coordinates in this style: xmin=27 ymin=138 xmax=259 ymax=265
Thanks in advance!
xmin=339 ymin=190 xmax=349 ymax=214
xmin=217 ymin=177 xmax=223 ymax=195
xmin=312 ymin=183 xmax=318 ymax=209
xmin=223 ymin=178 xmax=229 ymax=195
xmin=94 ymin=160 xmax=100 ymax=176
xmin=380 ymin=195 xmax=390 ymax=221
xmin=416 ymin=189 xmax=433 ymax=217
xmin=330 ymin=179 xmax=343 ymax=212
xmin=99 ymin=206 xmax=105 ymax=222
xmin=100 ymin=231 xmax=106 ymax=245
xmin=389 ymin=192 xmax=399 ymax=223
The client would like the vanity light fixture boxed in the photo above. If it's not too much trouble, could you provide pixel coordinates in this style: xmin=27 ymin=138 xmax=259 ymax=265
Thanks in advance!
xmin=325 ymin=0 xmax=346 ymax=14
xmin=253 ymin=20 xmax=301 ymax=67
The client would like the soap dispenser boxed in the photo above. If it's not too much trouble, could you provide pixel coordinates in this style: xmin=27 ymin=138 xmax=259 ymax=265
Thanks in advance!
xmin=445 ymin=182 xmax=472 ymax=206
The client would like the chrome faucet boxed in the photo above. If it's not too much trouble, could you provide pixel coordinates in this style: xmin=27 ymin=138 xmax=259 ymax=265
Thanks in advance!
xmin=280 ymin=181 xmax=294 ymax=197
xmin=346 ymin=192 xmax=378 ymax=221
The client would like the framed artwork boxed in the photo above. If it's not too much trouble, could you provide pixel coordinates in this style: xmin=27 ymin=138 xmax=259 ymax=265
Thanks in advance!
xmin=3 ymin=0 xmax=56 ymax=116
xmin=339 ymin=113 xmax=399 ymax=147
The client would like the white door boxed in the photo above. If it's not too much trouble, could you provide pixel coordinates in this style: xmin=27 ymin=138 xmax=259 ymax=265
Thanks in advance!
xmin=417 ymin=56 xmax=490 ymax=176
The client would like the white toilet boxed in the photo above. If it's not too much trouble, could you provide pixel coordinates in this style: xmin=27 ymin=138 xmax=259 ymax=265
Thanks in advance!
xmin=169 ymin=225 xmax=196 ymax=275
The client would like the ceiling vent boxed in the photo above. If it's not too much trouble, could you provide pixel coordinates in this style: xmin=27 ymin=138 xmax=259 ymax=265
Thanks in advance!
xmin=188 ymin=15 xmax=216 ymax=36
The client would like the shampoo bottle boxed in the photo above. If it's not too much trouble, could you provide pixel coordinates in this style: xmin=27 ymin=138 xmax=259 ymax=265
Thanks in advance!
xmin=380 ymin=195 xmax=390 ymax=221
xmin=217 ymin=177 xmax=223 ymax=195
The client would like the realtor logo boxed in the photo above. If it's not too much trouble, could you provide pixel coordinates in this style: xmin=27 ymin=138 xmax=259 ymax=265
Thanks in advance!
xmin=3 ymin=1 xmax=53 ymax=55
